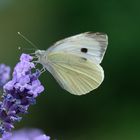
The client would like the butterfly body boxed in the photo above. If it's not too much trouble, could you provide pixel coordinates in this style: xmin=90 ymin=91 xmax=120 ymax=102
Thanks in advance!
xmin=35 ymin=32 xmax=108 ymax=95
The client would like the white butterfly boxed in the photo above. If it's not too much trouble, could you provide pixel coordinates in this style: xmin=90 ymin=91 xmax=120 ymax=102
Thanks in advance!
xmin=35 ymin=32 xmax=108 ymax=95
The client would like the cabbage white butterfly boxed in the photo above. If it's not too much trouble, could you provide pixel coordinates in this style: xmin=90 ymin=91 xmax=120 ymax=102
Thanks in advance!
xmin=19 ymin=32 xmax=108 ymax=95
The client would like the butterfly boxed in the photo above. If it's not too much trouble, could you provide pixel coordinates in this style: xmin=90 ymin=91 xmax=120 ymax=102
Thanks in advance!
xmin=34 ymin=32 xmax=108 ymax=95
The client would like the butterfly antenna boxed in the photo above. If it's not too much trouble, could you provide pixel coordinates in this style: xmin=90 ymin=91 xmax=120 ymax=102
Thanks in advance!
xmin=18 ymin=32 xmax=38 ymax=50
xmin=18 ymin=46 xmax=36 ymax=51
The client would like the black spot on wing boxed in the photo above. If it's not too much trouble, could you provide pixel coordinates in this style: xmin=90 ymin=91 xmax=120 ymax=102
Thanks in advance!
xmin=81 ymin=48 xmax=88 ymax=53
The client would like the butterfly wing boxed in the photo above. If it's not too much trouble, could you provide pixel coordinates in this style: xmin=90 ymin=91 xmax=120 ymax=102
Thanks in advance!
xmin=45 ymin=32 xmax=108 ymax=95
xmin=47 ymin=32 xmax=108 ymax=64
xmin=46 ymin=53 xmax=104 ymax=95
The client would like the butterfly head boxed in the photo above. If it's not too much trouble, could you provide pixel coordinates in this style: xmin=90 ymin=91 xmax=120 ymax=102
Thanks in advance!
xmin=35 ymin=50 xmax=46 ymax=58
xmin=35 ymin=50 xmax=48 ymax=68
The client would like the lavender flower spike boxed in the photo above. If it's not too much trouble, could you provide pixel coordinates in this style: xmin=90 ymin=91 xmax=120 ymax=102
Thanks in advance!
xmin=0 ymin=128 xmax=50 ymax=140
xmin=0 ymin=54 xmax=44 ymax=138
xmin=0 ymin=64 xmax=10 ymax=88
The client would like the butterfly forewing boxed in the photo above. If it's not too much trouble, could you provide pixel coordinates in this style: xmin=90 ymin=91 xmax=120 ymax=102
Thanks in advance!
xmin=47 ymin=32 xmax=108 ymax=64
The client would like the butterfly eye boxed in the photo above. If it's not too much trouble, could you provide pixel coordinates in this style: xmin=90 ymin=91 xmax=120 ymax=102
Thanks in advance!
xmin=81 ymin=48 xmax=88 ymax=53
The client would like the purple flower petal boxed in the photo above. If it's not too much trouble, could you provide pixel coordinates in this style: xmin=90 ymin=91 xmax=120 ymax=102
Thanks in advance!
xmin=35 ymin=135 xmax=51 ymax=140
xmin=20 ymin=54 xmax=33 ymax=62
xmin=0 ymin=64 xmax=11 ymax=87
xmin=7 ymin=129 xmax=50 ymax=140
xmin=0 ymin=54 xmax=44 ymax=136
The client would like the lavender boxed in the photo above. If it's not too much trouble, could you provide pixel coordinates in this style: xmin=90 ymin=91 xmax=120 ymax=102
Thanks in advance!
xmin=0 ymin=64 xmax=10 ymax=88
xmin=0 ymin=54 xmax=44 ymax=137
xmin=0 ymin=128 xmax=50 ymax=140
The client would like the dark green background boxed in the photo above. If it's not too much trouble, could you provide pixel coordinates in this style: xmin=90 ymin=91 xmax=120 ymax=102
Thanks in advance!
xmin=0 ymin=0 xmax=140 ymax=140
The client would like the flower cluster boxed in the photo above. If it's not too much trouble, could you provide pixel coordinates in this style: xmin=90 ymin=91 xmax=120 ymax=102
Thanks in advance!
xmin=0 ymin=128 xmax=50 ymax=140
xmin=0 ymin=64 xmax=10 ymax=88
xmin=0 ymin=54 xmax=44 ymax=137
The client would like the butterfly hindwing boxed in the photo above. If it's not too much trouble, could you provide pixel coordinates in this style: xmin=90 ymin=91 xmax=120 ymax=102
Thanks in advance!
xmin=46 ymin=53 xmax=104 ymax=95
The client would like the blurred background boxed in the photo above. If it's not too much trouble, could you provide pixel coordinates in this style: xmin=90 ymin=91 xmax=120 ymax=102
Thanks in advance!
xmin=0 ymin=0 xmax=140 ymax=140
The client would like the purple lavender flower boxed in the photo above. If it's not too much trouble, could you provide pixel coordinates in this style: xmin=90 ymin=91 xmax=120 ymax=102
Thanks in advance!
xmin=0 ymin=54 xmax=44 ymax=137
xmin=0 ymin=64 xmax=10 ymax=88
xmin=0 ymin=128 xmax=50 ymax=140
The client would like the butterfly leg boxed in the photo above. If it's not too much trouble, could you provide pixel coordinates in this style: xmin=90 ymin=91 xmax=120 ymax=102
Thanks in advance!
xmin=40 ymin=67 xmax=46 ymax=74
